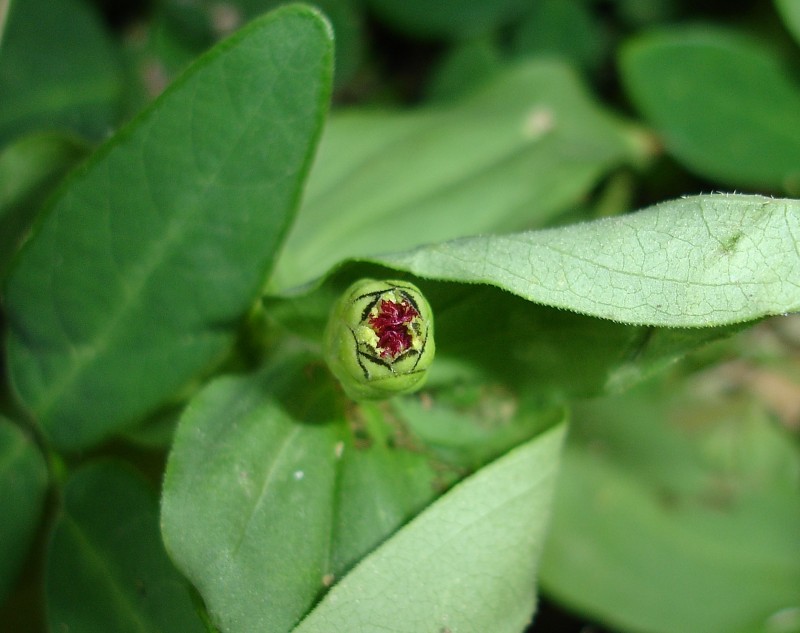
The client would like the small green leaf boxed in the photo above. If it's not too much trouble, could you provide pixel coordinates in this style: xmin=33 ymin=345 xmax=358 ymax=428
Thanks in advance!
xmin=292 ymin=424 xmax=566 ymax=633
xmin=161 ymin=369 xmax=341 ymax=633
xmin=4 ymin=5 xmax=334 ymax=450
xmin=161 ymin=355 xmax=440 ymax=633
xmin=46 ymin=461 xmax=206 ymax=633
xmin=620 ymin=27 xmax=800 ymax=193
xmin=425 ymin=38 xmax=504 ymax=103
xmin=540 ymin=381 xmax=800 ymax=633
xmin=511 ymin=0 xmax=607 ymax=73
xmin=0 ymin=0 xmax=124 ymax=144
xmin=375 ymin=194 xmax=800 ymax=327
xmin=269 ymin=60 xmax=644 ymax=292
xmin=0 ymin=417 xmax=48 ymax=604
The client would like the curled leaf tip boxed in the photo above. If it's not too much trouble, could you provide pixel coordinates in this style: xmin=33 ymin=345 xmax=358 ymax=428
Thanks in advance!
xmin=324 ymin=279 xmax=435 ymax=401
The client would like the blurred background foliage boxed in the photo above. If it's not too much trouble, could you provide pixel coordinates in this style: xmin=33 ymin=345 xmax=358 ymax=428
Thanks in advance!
xmin=1 ymin=0 xmax=799 ymax=632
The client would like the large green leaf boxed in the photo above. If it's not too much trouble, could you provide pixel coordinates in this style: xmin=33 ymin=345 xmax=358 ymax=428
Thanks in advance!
xmin=292 ymin=424 xmax=566 ymax=633
xmin=161 ymin=366 xmax=342 ymax=633
xmin=269 ymin=60 xmax=644 ymax=292
xmin=4 ymin=5 xmax=333 ymax=450
xmin=539 ymin=379 xmax=800 ymax=633
xmin=0 ymin=417 xmax=48 ymax=604
xmin=161 ymin=355 xmax=442 ymax=633
xmin=0 ymin=0 xmax=124 ymax=144
xmin=372 ymin=194 xmax=800 ymax=327
xmin=46 ymin=461 xmax=206 ymax=633
xmin=620 ymin=27 xmax=800 ymax=194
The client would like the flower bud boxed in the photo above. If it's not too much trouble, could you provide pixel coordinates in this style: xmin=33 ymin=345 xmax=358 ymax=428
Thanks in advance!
xmin=324 ymin=279 xmax=435 ymax=400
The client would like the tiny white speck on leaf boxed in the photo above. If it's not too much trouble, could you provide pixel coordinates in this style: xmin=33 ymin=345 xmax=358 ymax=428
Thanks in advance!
xmin=522 ymin=106 xmax=555 ymax=139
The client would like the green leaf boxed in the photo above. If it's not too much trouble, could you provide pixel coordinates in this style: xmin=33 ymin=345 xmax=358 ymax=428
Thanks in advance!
xmin=161 ymin=355 xmax=440 ymax=633
xmin=0 ymin=0 xmax=124 ymax=144
xmin=0 ymin=132 xmax=89 ymax=279
xmin=0 ymin=417 xmax=48 ymax=604
xmin=425 ymin=38 xmax=504 ymax=103
xmin=46 ymin=461 xmax=207 ymax=633
xmin=373 ymin=194 xmax=800 ymax=327
xmin=292 ymin=424 xmax=566 ymax=633
xmin=4 ymin=5 xmax=334 ymax=450
xmin=511 ymin=0 xmax=608 ymax=73
xmin=620 ymin=27 xmax=800 ymax=194
xmin=540 ymin=379 xmax=800 ymax=633
xmin=270 ymin=60 xmax=644 ymax=291
xmin=161 ymin=368 xmax=341 ymax=633
xmin=775 ymin=0 xmax=800 ymax=46
xmin=363 ymin=0 xmax=530 ymax=39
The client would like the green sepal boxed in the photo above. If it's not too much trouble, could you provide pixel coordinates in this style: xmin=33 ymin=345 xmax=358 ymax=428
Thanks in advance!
xmin=325 ymin=279 xmax=435 ymax=400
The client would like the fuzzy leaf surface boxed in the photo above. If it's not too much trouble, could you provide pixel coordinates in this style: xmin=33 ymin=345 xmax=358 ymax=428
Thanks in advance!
xmin=375 ymin=194 xmax=800 ymax=327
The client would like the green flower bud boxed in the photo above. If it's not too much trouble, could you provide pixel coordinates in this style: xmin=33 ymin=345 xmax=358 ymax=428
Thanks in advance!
xmin=325 ymin=279 xmax=435 ymax=401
